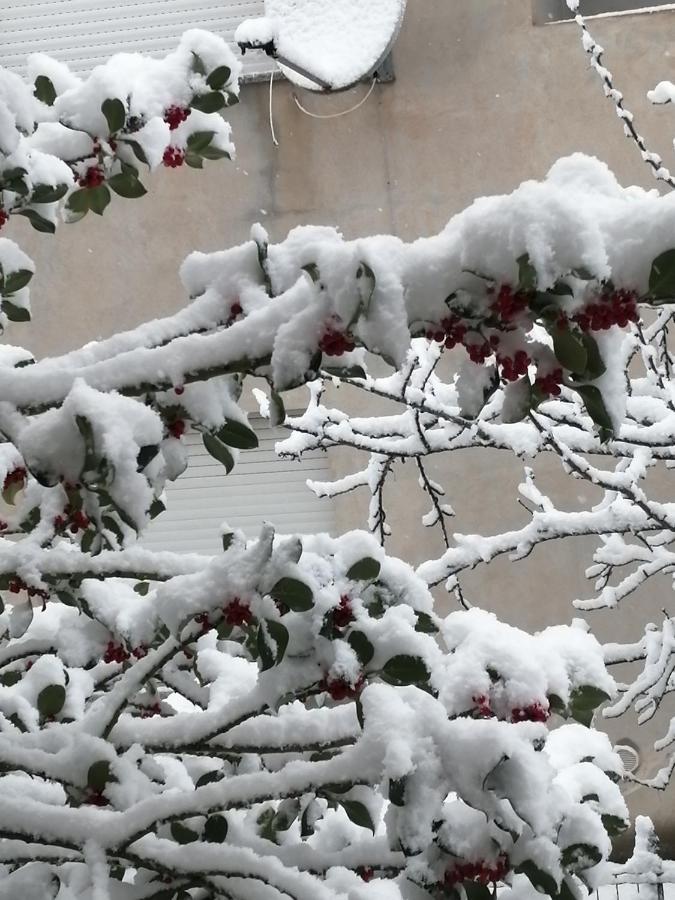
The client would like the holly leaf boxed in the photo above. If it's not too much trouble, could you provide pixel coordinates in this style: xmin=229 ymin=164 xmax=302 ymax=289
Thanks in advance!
xmin=216 ymin=419 xmax=258 ymax=450
xmin=561 ymin=842 xmax=602 ymax=871
xmin=415 ymin=612 xmax=439 ymax=634
xmin=570 ymin=684 xmax=611 ymax=710
xmin=347 ymin=558 xmax=381 ymax=581
xmin=202 ymin=433 xmax=235 ymax=473
xmin=37 ymin=684 xmax=66 ymax=717
xmin=207 ymin=66 xmax=232 ymax=90
xmin=516 ymin=860 xmax=559 ymax=896
xmin=170 ymin=822 xmax=199 ymax=844
xmin=190 ymin=92 xmax=226 ymax=114
xmin=31 ymin=184 xmax=68 ymax=204
xmin=88 ymin=185 xmax=111 ymax=216
xmin=204 ymin=814 xmax=228 ymax=843
xmin=575 ymin=384 xmax=614 ymax=441
xmin=649 ymin=248 xmax=675 ymax=299
xmin=107 ymin=172 xmax=147 ymax=198
xmin=271 ymin=577 xmax=313 ymax=612
xmin=381 ymin=655 xmax=430 ymax=686
xmin=16 ymin=208 xmax=55 ymax=233
xmin=87 ymin=760 xmax=112 ymax=792
xmin=517 ymin=253 xmax=537 ymax=292
xmin=101 ymin=98 xmax=126 ymax=134
xmin=3 ymin=269 xmax=34 ymax=294
xmin=187 ymin=131 xmax=216 ymax=154
xmin=341 ymin=799 xmax=375 ymax=833
xmin=552 ymin=326 xmax=587 ymax=375
xmin=34 ymin=75 xmax=57 ymax=106
xmin=602 ymin=814 xmax=629 ymax=836
xmin=348 ymin=631 xmax=374 ymax=666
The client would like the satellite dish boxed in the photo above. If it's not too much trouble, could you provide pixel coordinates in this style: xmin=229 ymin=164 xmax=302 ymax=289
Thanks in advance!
xmin=235 ymin=0 xmax=407 ymax=92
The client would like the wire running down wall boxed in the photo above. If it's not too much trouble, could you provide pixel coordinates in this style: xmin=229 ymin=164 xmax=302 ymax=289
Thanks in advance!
xmin=0 ymin=0 xmax=276 ymax=80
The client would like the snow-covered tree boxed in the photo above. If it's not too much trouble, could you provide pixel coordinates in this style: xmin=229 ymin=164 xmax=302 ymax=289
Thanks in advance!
xmin=0 ymin=13 xmax=659 ymax=900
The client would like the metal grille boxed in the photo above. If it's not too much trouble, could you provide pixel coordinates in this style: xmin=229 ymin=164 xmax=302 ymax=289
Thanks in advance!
xmin=0 ymin=0 xmax=276 ymax=80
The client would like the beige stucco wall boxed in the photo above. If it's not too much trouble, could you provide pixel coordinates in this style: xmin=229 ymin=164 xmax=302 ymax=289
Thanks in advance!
xmin=4 ymin=0 xmax=675 ymax=856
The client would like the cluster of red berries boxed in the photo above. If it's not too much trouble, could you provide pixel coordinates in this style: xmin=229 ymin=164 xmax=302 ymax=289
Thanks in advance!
xmin=534 ymin=368 xmax=564 ymax=398
xmin=491 ymin=284 xmax=529 ymax=323
xmin=140 ymin=701 xmax=162 ymax=718
xmin=79 ymin=166 xmax=105 ymax=189
xmin=444 ymin=854 xmax=510 ymax=887
xmin=54 ymin=507 xmax=90 ymax=534
xmin=572 ymin=289 xmax=639 ymax=333
xmin=86 ymin=790 xmax=109 ymax=807
xmin=227 ymin=301 xmax=243 ymax=325
xmin=332 ymin=595 xmax=354 ymax=629
xmin=3 ymin=467 xmax=26 ymax=493
xmin=224 ymin=598 xmax=253 ymax=627
xmin=0 ymin=208 xmax=8 ymax=230
xmin=357 ymin=867 xmax=375 ymax=882
xmin=426 ymin=314 xmax=468 ymax=349
xmin=322 ymin=672 xmax=365 ymax=702
xmin=163 ymin=147 xmax=185 ymax=168
xmin=7 ymin=578 xmax=48 ymax=600
xmin=103 ymin=642 xmax=130 ymax=665
xmin=472 ymin=694 xmax=494 ymax=719
xmin=168 ymin=419 xmax=186 ymax=439
xmin=319 ymin=326 xmax=355 ymax=357
xmin=164 ymin=105 xmax=191 ymax=130
xmin=511 ymin=701 xmax=550 ymax=723
xmin=497 ymin=349 xmax=531 ymax=382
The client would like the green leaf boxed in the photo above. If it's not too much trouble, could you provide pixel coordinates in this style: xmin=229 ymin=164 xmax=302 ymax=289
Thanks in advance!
xmin=381 ymin=655 xmax=430 ymax=686
xmin=56 ymin=591 xmax=78 ymax=608
xmin=88 ymin=185 xmax=111 ymax=216
xmin=170 ymin=822 xmax=199 ymax=844
xmin=415 ymin=612 xmax=439 ymax=634
xmin=204 ymin=813 xmax=228 ymax=842
xmin=121 ymin=139 xmax=148 ymax=165
xmin=37 ymin=684 xmax=66 ymax=717
xmin=561 ymin=842 xmax=602 ymax=871
xmin=216 ymin=418 xmax=258 ymax=450
xmin=67 ymin=189 xmax=91 ymax=214
xmin=34 ymin=75 xmax=57 ymax=106
xmin=270 ymin=390 xmax=285 ymax=427
xmin=101 ymin=98 xmax=126 ymax=134
xmin=574 ymin=384 xmax=614 ymax=441
xmin=271 ymin=577 xmax=314 ymax=612
xmin=580 ymin=333 xmax=606 ymax=379
xmin=572 ymin=266 xmax=595 ymax=281
xmin=134 ymin=582 xmax=150 ymax=596
xmin=302 ymin=263 xmax=320 ymax=283
xmin=515 ymin=860 xmax=559 ymax=896
xmin=207 ymin=66 xmax=232 ymax=90
xmin=348 ymin=631 xmax=374 ymax=666
xmin=149 ymin=497 xmax=165 ymax=520
xmin=190 ymin=92 xmax=226 ymax=114
xmin=267 ymin=619 xmax=289 ymax=664
xmin=517 ymin=253 xmax=537 ymax=293
xmin=547 ymin=693 xmax=566 ymax=713
xmin=196 ymin=770 xmax=223 ymax=788
xmin=107 ymin=172 xmax=147 ymax=199
xmin=199 ymin=145 xmax=231 ymax=161
xmin=358 ymin=261 xmax=376 ymax=316
xmin=137 ymin=444 xmax=159 ymax=471
xmin=346 ymin=557 xmax=381 ymax=581
xmin=552 ymin=326 xmax=587 ymax=375
xmin=191 ymin=52 xmax=207 ymax=75
xmin=2 ymin=298 xmax=30 ymax=323
xmin=570 ymin=684 xmax=611 ymax=710
xmin=31 ymin=183 xmax=68 ymax=204
xmin=649 ymin=248 xmax=675 ymax=299
xmin=340 ymin=799 xmax=374 ymax=833
xmin=222 ymin=531 xmax=234 ymax=551
xmin=187 ymin=131 xmax=216 ymax=154
xmin=4 ymin=269 xmax=34 ymax=294
xmin=16 ymin=208 xmax=55 ymax=233
xmin=257 ymin=623 xmax=275 ymax=671
xmin=463 ymin=884 xmax=493 ymax=900
xmin=388 ymin=776 xmax=406 ymax=807
xmin=602 ymin=814 xmax=629 ymax=836
xmin=1 ymin=671 xmax=21 ymax=687
xmin=185 ymin=152 xmax=204 ymax=169
xmin=202 ymin=433 xmax=235 ymax=473
xmin=87 ymin=760 xmax=111 ymax=792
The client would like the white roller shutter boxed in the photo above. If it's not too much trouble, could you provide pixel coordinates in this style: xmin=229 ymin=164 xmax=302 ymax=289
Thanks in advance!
xmin=0 ymin=1 xmax=275 ymax=80
xmin=142 ymin=418 xmax=335 ymax=553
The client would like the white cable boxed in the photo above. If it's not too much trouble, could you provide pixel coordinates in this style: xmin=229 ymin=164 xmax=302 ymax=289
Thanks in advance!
xmin=292 ymin=78 xmax=377 ymax=120
xmin=269 ymin=70 xmax=279 ymax=147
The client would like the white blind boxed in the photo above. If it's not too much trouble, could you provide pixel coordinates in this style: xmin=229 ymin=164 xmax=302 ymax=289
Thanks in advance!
xmin=142 ymin=419 xmax=335 ymax=554
xmin=0 ymin=0 xmax=275 ymax=80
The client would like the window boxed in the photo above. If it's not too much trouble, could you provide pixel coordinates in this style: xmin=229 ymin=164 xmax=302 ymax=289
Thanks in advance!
xmin=0 ymin=0 xmax=276 ymax=80
xmin=533 ymin=0 xmax=675 ymax=23
xmin=142 ymin=417 xmax=335 ymax=554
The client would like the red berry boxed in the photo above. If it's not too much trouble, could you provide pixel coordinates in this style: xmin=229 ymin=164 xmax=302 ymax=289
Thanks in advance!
xmin=8 ymin=579 xmax=22 ymax=594
xmin=164 ymin=105 xmax=191 ymax=130
xmin=174 ymin=385 xmax=185 ymax=395
xmin=324 ymin=673 xmax=365 ymax=701
xmin=358 ymin=867 xmax=374 ymax=882
xmin=79 ymin=166 xmax=105 ymax=188
xmin=0 ymin=209 xmax=8 ymax=229
xmin=332 ymin=595 xmax=354 ymax=629
xmin=169 ymin=419 xmax=186 ymax=439
xmin=162 ymin=147 xmax=185 ymax=168
xmin=230 ymin=302 xmax=243 ymax=318
xmin=223 ymin=598 xmax=253 ymax=627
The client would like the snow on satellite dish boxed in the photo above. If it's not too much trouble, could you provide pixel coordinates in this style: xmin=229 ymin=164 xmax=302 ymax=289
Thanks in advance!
xmin=235 ymin=0 xmax=407 ymax=92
